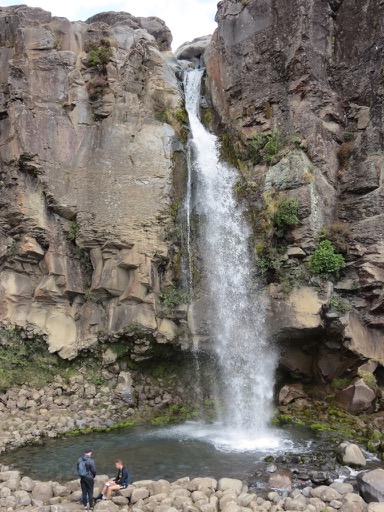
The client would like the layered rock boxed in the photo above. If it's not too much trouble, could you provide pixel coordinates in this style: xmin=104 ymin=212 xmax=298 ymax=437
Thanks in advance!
xmin=203 ymin=0 xmax=384 ymax=386
xmin=0 ymin=6 xmax=187 ymax=358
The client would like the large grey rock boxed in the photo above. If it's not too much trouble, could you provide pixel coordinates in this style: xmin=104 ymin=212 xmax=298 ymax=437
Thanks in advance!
xmin=334 ymin=378 xmax=377 ymax=414
xmin=114 ymin=371 xmax=134 ymax=404
xmin=368 ymin=504 xmax=384 ymax=512
xmin=340 ymin=492 xmax=368 ymax=512
xmin=337 ymin=442 xmax=367 ymax=467
xmin=175 ymin=35 xmax=211 ymax=61
xmin=131 ymin=487 xmax=150 ymax=503
xmin=0 ymin=471 xmax=21 ymax=491
xmin=357 ymin=469 xmax=384 ymax=503
xmin=267 ymin=470 xmax=292 ymax=491
xmin=278 ymin=383 xmax=308 ymax=405
xmin=217 ymin=479 xmax=243 ymax=495
xmin=31 ymin=481 xmax=54 ymax=503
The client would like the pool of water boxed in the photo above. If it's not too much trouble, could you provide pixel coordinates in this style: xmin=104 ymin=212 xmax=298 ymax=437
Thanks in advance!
xmin=2 ymin=422 xmax=321 ymax=483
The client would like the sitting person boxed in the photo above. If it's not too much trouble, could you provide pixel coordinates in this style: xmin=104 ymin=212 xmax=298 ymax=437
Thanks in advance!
xmin=97 ymin=459 xmax=129 ymax=501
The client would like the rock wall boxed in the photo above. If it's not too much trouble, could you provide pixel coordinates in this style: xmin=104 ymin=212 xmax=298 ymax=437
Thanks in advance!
xmin=0 ymin=6 xmax=188 ymax=359
xmin=203 ymin=0 xmax=384 ymax=383
xmin=1 ymin=0 xmax=384 ymax=398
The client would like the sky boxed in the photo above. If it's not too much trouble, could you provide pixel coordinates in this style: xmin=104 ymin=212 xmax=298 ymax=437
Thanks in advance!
xmin=0 ymin=0 xmax=218 ymax=51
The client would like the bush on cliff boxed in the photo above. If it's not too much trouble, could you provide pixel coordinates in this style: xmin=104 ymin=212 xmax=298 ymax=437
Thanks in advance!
xmin=248 ymin=129 xmax=286 ymax=165
xmin=272 ymin=196 xmax=299 ymax=237
xmin=308 ymin=240 xmax=346 ymax=277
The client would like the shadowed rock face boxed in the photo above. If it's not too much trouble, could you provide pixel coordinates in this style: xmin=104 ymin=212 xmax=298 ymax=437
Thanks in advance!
xmin=0 ymin=5 xmax=185 ymax=358
xmin=203 ymin=0 xmax=384 ymax=381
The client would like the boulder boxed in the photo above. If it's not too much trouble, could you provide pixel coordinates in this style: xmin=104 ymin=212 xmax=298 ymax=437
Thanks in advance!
xmin=278 ymin=383 xmax=308 ymax=405
xmin=114 ymin=371 xmax=134 ymax=404
xmin=357 ymin=469 xmax=384 ymax=503
xmin=175 ymin=35 xmax=212 ymax=61
xmin=94 ymin=499 xmax=119 ymax=510
xmin=131 ymin=487 xmax=150 ymax=503
xmin=337 ymin=442 xmax=366 ymax=467
xmin=340 ymin=492 xmax=369 ymax=512
xmin=368 ymin=504 xmax=384 ymax=512
xmin=267 ymin=469 xmax=292 ymax=491
xmin=334 ymin=379 xmax=377 ymax=414
xmin=217 ymin=479 xmax=243 ymax=495
xmin=0 ymin=471 xmax=21 ymax=491
xmin=31 ymin=481 xmax=54 ymax=503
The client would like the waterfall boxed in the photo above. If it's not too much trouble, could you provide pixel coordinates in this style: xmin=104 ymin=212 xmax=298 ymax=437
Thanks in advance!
xmin=184 ymin=68 xmax=277 ymax=440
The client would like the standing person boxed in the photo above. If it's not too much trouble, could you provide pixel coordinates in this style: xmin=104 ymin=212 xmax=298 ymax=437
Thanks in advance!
xmin=97 ymin=459 xmax=129 ymax=501
xmin=77 ymin=448 xmax=96 ymax=511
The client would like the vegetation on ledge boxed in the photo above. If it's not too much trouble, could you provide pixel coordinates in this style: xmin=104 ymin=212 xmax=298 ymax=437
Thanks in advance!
xmin=273 ymin=398 xmax=384 ymax=460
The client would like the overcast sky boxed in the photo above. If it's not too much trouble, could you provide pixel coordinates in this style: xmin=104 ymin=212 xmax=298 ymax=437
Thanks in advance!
xmin=0 ymin=0 xmax=218 ymax=51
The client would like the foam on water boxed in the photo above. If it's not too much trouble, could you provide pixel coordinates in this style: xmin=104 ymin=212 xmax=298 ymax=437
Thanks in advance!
xmin=141 ymin=421 xmax=313 ymax=455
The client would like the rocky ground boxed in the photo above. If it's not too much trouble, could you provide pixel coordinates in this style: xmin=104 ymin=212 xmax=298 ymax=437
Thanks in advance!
xmin=0 ymin=369 xmax=189 ymax=455
xmin=1 ymin=468 xmax=384 ymax=512
xmin=1 ymin=369 xmax=384 ymax=511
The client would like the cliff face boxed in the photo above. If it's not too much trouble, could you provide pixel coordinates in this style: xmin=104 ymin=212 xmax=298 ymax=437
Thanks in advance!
xmin=204 ymin=0 xmax=384 ymax=383
xmin=1 ymin=1 xmax=384 ymax=395
xmin=0 ymin=6 xmax=187 ymax=359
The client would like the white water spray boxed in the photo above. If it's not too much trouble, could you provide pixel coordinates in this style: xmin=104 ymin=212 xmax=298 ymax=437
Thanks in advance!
xmin=184 ymin=69 xmax=277 ymax=441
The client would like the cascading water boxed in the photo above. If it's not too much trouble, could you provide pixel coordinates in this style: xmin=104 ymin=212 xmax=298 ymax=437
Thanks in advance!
xmin=184 ymin=68 xmax=277 ymax=445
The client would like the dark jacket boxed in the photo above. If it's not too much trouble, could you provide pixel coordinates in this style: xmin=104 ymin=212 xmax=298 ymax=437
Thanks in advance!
xmin=115 ymin=466 xmax=129 ymax=487
xmin=77 ymin=455 xmax=96 ymax=478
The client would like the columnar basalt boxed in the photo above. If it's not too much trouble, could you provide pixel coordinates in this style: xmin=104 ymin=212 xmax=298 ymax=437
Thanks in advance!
xmin=0 ymin=6 xmax=188 ymax=359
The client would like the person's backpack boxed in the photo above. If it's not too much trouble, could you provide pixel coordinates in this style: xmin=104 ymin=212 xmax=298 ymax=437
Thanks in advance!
xmin=78 ymin=459 xmax=89 ymax=477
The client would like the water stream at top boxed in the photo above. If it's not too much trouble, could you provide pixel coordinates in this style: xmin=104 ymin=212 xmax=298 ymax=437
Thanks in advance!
xmin=184 ymin=68 xmax=277 ymax=448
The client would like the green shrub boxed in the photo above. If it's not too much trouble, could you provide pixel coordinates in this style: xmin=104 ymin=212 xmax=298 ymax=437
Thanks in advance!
xmin=67 ymin=221 xmax=78 ymax=242
xmin=330 ymin=377 xmax=351 ymax=390
xmin=255 ymin=245 xmax=285 ymax=280
xmin=92 ymin=375 xmax=106 ymax=386
xmin=247 ymin=129 xmax=286 ymax=165
xmin=273 ymin=197 xmax=299 ymax=235
xmin=329 ymin=295 xmax=351 ymax=314
xmin=159 ymin=288 xmax=189 ymax=309
xmin=263 ymin=129 xmax=286 ymax=164
xmin=219 ymin=133 xmax=239 ymax=167
xmin=84 ymin=289 xmax=101 ymax=304
xmin=201 ymin=107 xmax=213 ymax=127
xmin=308 ymin=240 xmax=346 ymax=277
xmin=247 ymin=132 xmax=268 ymax=163
xmin=87 ymin=39 xmax=113 ymax=67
